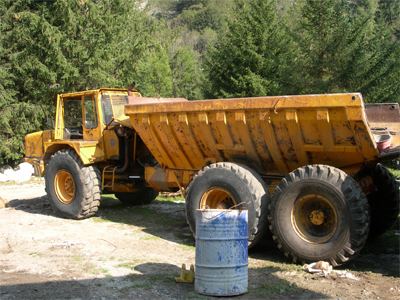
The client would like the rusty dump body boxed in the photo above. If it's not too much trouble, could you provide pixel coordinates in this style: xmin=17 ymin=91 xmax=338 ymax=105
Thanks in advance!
xmin=124 ymin=93 xmax=400 ymax=193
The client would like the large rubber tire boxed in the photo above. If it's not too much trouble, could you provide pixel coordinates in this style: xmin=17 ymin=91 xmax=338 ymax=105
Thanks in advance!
xmin=185 ymin=162 xmax=270 ymax=248
xmin=115 ymin=188 xmax=159 ymax=205
xmin=45 ymin=149 xmax=101 ymax=219
xmin=268 ymin=165 xmax=370 ymax=266
xmin=365 ymin=164 xmax=400 ymax=238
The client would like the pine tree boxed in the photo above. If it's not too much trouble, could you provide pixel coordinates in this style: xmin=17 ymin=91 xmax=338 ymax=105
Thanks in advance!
xmin=377 ymin=0 xmax=400 ymax=39
xmin=170 ymin=46 xmax=204 ymax=100
xmin=0 ymin=0 xmax=163 ymax=164
xmin=135 ymin=45 xmax=174 ymax=98
xmin=292 ymin=0 xmax=400 ymax=102
xmin=204 ymin=0 xmax=294 ymax=99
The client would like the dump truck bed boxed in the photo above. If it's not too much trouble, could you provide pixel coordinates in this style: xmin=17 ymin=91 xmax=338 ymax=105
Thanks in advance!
xmin=124 ymin=93 xmax=400 ymax=180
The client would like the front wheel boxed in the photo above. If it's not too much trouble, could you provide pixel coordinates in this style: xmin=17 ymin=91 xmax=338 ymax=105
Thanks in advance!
xmin=269 ymin=165 xmax=370 ymax=266
xmin=185 ymin=162 xmax=270 ymax=248
xmin=45 ymin=149 xmax=101 ymax=219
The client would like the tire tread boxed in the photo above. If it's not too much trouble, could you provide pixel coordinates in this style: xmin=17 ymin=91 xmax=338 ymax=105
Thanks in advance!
xmin=268 ymin=164 xmax=369 ymax=266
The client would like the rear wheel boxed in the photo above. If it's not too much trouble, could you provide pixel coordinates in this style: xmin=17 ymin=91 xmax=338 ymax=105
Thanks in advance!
xmin=185 ymin=162 xmax=270 ymax=248
xmin=45 ymin=149 xmax=101 ymax=219
xmin=115 ymin=187 xmax=159 ymax=205
xmin=360 ymin=164 xmax=400 ymax=238
xmin=269 ymin=165 xmax=369 ymax=266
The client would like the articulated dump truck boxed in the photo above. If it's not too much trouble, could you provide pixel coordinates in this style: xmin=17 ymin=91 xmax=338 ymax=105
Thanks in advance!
xmin=25 ymin=85 xmax=400 ymax=266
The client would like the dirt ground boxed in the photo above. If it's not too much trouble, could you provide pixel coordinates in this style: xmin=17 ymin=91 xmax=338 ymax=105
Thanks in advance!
xmin=0 ymin=180 xmax=399 ymax=300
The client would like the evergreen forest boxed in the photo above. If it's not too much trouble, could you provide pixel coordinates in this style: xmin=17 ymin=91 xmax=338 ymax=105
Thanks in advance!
xmin=1 ymin=0 xmax=400 ymax=165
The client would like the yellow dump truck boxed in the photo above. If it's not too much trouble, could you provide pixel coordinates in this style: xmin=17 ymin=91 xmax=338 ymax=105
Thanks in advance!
xmin=24 ymin=85 xmax=400 ymax=266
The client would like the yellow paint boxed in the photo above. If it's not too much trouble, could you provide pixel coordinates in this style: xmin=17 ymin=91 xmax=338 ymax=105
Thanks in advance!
xmin=145 ymin=166 xmax=196 ymax=192
xmin=126 ymin=93 xmax=382 ymax=180
xmin=103 ymin=130 xmax=120 ymax=160
xmin=25 ymin=89 xmax=128 ymax=172
xmin=25 ymin=131 xmax=45 ymax=158
xmin=25 ymin=89 xmax=395 ymax=196
xmin=175 ymin=264 xmax=194 ymax=284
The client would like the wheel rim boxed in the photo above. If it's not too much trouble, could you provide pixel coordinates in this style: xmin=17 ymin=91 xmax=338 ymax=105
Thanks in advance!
xmin=54 ymin=169 xmax=75 ymax=204
xmin=200 ymin=187 xmax=237 ymax=209
xmin=292 ymin=194 xmax=337 ymax=243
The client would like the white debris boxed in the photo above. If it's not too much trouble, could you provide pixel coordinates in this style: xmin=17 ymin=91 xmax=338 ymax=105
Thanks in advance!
xmin=0 ymin=163 xmax=34 ymax=183
xmin=303 ymin=261 xmax=359 ymax=280
xmin=303 ymin=261 xmax=333 ymax=276
xmin=0 ymin=173 xmax=7 ymax=182
xmin=334 ymin=270 xmax=359 ymax=280
xmin=3 ymin=169 xmax=15 ymax=181
xmin=18 ymin=162 xmax=34 ymax=172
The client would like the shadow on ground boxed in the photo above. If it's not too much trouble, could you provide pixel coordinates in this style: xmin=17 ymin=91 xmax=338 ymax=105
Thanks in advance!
xmin=5 ymin=194 xmax=400 ymax=278
xmin=0 ymin=262 xmax=328 ymax=300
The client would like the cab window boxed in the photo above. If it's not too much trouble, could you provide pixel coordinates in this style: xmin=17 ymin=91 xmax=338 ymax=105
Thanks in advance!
xmin=84 ymin=95 xmax=98 ymax=129
xmin=64 ymin=99 xmax=82 ymax=127
xmin=101 ymin=94 xmax=114 ymax=125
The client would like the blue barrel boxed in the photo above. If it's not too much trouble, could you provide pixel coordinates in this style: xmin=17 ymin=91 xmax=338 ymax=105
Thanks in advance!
xmin=195 ymin=209 xmax=248 ymax=296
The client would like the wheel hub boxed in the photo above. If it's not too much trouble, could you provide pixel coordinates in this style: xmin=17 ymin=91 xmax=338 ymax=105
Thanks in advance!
xmin=309 ymin=210 xmax=325 ymax=226
xmin=55 ymin=169 xmax=75 ymax=204
xmin=200 ymin=187 xmax=236 ymax=210
xmin=292 ymin=194 xmax=337 ymax=243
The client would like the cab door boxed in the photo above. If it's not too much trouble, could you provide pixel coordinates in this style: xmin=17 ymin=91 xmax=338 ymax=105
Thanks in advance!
xmin=82 ymin=95 xmax=101 ymax=141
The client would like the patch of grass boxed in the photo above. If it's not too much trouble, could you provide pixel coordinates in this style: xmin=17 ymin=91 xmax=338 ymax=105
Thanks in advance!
xmin=121 ymin=283 xmax=151 ymax=290
xmin=92 ymin=216 xmax=110 ymax=223
xmin=116 ymin=259 xmax=141 ymax=271
xmin=101 ymin=194 xmax=117 ymax=199
xmin=388 ymin=167 xmax=400 ymax=180
xmin=281 ymin=263 xmax=302 ymax=273
xmin=258 ymin=282 xmax=299 ymax=296
xmin=177 ymin=244 xmax=195 ymax=251
xmin=149 ymin=274 xmax=162 ymax=281
xmin=252 ymin=264 xmax=282 ymax=274
xmin=154 ymin=195 xmax=185 ymax=204
xmin=100 ymin=195 xmax=121 ymax=207
xmin=154 ymin=215 xmax=182 ymax=227
xmin=72 ymin=256 xmax=85 ymax=262
xmin=117 ymin=263 xmax=136 ymax=270
xmin=187 ymin=293 xmax=208 ymax=299
xmin=97 ymin=202 xmax=184 ymax=234
xmin=140 ymin=235 xmax=160 ymax=241
xmin=148 ymin=274 xmax=171 ymax=282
